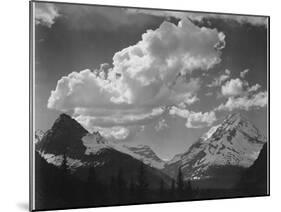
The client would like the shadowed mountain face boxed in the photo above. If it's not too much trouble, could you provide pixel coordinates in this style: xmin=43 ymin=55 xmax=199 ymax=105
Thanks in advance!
xmin=163 ymin=113 xmax=266 ymax=189
xmin=36 ymin=113 xmax=88 ymax=158
xmin=236 ymin=143 xmax=268 ymax=195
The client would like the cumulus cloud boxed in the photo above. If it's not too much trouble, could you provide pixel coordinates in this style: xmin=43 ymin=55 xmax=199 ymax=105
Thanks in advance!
xmin=47 ymin=69 xmax=127 ymax=110
xmin=49 ymin=19 xmax=224 ymax=110
xmin=216 ymin=72 xmax=266 ymax=112
xmin=216 ymin=91 xmax=267 ymax=111
xmin=221 ymin=78 xmax=244 ymax=97
xmin=128 ymin=9 xmax=268 ymax=27
xmin=207 ymin=69 xmax=231 ymax=87
xmin=35 ymin=3 xmax=60 ymax=28
xmin=48 ymin=19 xmax=224 ymax=132
xmin=240 ymin=69 xmax=250 ymax=78
xmin=169 ymin=106 xmax=217 ymax=128
xmin=110 ymin=19 xmax=225 ymax=105
xmin=220 ymin=74 xmax=262 ymax=98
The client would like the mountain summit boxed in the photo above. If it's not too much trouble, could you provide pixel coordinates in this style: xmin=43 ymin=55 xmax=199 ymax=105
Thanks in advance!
xmin=164 ymin=112 xmax=266 ymax=188
xmin=36 ymin=113 xmax=88 ymax=157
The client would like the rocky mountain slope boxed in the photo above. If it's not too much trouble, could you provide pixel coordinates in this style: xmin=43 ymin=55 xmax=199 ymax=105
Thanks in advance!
xmin=236 ymin=143 xmax=268 ymax=195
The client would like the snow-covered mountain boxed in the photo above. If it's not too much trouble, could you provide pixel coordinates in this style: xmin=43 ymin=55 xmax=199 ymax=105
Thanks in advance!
xmin=123 ymin=144 xmax=165 ymax=169
xmin=164 ymin=113 xmax=266 ymax=185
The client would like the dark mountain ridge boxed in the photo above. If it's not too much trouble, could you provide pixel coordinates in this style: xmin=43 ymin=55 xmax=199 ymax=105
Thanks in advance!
xmin=36 ymin=113 xmax=172 ymax=189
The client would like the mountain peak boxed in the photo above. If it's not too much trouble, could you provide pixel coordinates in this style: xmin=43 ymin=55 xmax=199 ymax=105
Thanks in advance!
xmin=225 ymin=112 xmax=248 ymax=122
xmin=36 ymin=113 xmax=88 ymax=156
xmin=54 ymin=113 xmax=73 ymax=124
xmin=52 ymin=113 xmax=88 ymax=133
xmin=226 ymin=112 xmax=241 ymax=120
xmin=220 ymin=112 xmax=254 ymax=132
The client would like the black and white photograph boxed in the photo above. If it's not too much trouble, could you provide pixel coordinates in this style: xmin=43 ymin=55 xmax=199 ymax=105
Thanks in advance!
xmin=30 ymin=1 xmax=269 ymax=211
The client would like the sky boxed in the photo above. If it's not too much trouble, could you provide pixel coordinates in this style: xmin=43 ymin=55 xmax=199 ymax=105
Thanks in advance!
xmin=33 ymin=2 xmax=268 ymax=160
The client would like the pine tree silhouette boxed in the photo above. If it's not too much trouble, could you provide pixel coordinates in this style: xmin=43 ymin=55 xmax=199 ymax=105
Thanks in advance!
xmin=117 ymin=168 xmax=125 ymax=191
xmin=186 ymin=180 xmax=192 ymax=191
xmin=87 ymin=166 xmax=97 ymax=185
xmin=86 ymin=165 xmax=98 ymax=203
xmin=136 ymin=162 xmax=148 ymax=200
xmin=61 ymin=153 xmax=68 ymax=174
xmin=170 ymin=179 xmax=175 ymax=198
xmin=60 ymin=152 xmax=70 ymax=201
xmin=127 ymin=177 xmax=134 ymax=202
xmin=159 ymin=179 xmax=164 ymax=194
xmin=117 ymin=168 xmax=126 ymax=202
xmin=110 ymin=175 xmax=117 ymax=193
xmin=158 ymin=178 xmax=165 ymax=200
xmin=176 ymin=166 xmax=184 ymax=196
xmin=184 ymin=180 xmax=193 ymax=199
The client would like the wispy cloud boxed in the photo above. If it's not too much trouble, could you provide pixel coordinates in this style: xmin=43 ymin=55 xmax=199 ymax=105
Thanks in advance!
xmin=240 ymin=69 xmax=250 ymax=78
xmin=128 ymin=9 xmax=268 ymax=27
xmin=35 ymin=3 xmax=60 ymax=28
xmin=169 ymin=106 xmax=217 ymax=128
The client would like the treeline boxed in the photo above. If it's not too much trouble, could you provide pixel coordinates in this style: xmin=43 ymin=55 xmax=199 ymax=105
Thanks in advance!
xmin=35 ymin=153 xmax=196 ymax=210
xmin=35 ymin=150 xmax=267 ymax=211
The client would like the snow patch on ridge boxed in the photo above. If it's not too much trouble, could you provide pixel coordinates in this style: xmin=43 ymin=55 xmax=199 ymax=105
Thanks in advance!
xmin=81 ymin=132 xmax=165 ymax=169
